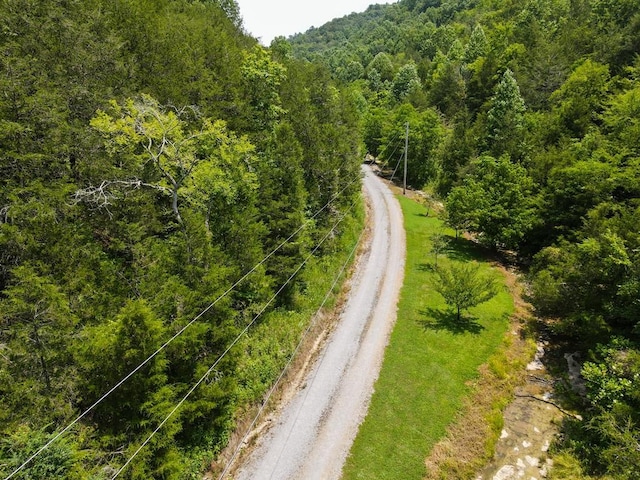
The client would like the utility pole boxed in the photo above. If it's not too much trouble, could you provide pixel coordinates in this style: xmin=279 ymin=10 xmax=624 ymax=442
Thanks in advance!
xmin=403 ymin=122 xmax=409 ymax=195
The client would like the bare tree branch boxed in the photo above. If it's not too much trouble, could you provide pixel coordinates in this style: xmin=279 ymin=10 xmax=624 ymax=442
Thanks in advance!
xmin=0 ymin=205 xmax=9 ymax=224
xmin=72 ymin=180 xmax=171 ymax=218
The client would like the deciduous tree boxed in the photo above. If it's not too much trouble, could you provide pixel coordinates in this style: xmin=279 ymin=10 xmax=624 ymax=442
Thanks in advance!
xmin=433 ymin=262 xmax=498 ymax=321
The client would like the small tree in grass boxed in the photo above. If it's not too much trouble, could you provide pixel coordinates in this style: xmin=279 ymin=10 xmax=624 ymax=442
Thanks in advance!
xmin=430 ymin=233 xmax=449 ymax=268
xmin=433 ymin=262 xmax=498 ymax=321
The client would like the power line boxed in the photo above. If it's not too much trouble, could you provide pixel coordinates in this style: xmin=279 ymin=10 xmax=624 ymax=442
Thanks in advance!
xmin=3 ymin=174 xmax=363 ymax=480
xmin=390 ymin=151 xmax=404 ymax=181
xmin=375 ymin=131 xmax=402 ymax=172
xmin=217 ymin=216 xmax=365 ymax=480
xmin=111 ymin=194 xmax=363 ymax=479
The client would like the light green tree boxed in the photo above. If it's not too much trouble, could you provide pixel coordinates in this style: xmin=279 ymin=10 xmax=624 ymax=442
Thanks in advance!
xmin=430 ymin=232 xmax=449 ymax=267
xmin=82 ymin=95 xmax=256 ymax=228
xmin=433 ymin=262 xmax=498 ymax=321
xmin=463 ymin=25 xmax=488 ymax=63
xmin=367 ymin=52 xmax=395 ymax=82
xmin=444 ymin=181 xmax=483 ymax=239
xmin=240 ymin=45 xmax=287 ymax=133
xmin=392 ymin=62 xmax=422 ymax=101
xmin=446 ymin=155 xmax=535 ymax=248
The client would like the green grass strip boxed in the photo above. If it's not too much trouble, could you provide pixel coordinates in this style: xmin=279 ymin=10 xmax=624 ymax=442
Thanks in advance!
xmin=342 ymin=195 xmax=514 ymax=480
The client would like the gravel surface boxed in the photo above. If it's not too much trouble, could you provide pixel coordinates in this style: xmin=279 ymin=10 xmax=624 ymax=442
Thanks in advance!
xmin=234 ymin=165 xmax=406 ymax=480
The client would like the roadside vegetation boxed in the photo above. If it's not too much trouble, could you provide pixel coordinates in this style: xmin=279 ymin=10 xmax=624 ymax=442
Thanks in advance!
xmin=342 ymin=194 xmax=515 ymax=479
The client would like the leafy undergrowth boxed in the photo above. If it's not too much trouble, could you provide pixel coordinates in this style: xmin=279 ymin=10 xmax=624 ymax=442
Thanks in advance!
xmin=342 ymin=195 xmax=515 ymax=480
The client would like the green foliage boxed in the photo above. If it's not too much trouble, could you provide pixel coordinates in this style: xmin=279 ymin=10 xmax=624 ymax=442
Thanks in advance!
xmin=554 ymin=338 xmax=640 ymax=479
xmin=530 ymin=229 xmax=637 ymax=337
xmin=240 ymin=46 xmax=287 ymax=133
xmin=5 ymin=0 xmax=640 ymax=476
xmin=0 ymin=265 xmax=76 ymax=423
xmin=551 ymin=59 xmax=611 ymax=138
xmin=433 ymin=262 xmax=499 ymax=320
xmin=368 ymin=52 xmax=396 ymax=82
xmin=430 ymin=232 xmax=449 ymax=267
xmin=75 ymin=299 xmax=169 ymax=431
xmin=392 ymin=62 xmax=422 ymax=102
xmin=428 ymin=51 xmax=466 ymax=117
xmin=485 ymin=69 xmax=526 ymax=159
xmin=582 ymin=340 xmax=638 ymax=410
xmin=0 ymin=0 xmax=363 ymax=477
xmin=446 ymin=155 xmax=536 ymax=249
xmin=0 ymin=426 xmax=77 ymax=480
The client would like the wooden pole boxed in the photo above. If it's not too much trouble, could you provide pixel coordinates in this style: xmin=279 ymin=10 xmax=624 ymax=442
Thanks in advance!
xmin=403 ymin=122 xmax=409 ymax=195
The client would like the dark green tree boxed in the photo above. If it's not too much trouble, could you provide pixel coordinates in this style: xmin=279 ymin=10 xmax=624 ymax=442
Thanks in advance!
xmin=550 ymin=59 xmax=610 ymax=138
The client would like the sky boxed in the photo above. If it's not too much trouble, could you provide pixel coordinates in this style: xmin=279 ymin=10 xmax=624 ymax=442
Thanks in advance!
xmin=235 ymin=0 xmax=396 ymax=45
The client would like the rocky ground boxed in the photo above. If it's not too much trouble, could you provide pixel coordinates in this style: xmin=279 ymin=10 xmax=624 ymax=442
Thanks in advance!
xmin=476 ymin=341 xmax=566 ymax=480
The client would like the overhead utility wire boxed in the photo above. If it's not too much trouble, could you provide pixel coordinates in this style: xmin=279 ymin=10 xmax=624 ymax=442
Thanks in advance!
xmin=4 ymin=173 xmax=363 ymax=480
xmin=217 ymin=218 xmax=366 ymax=480
xmin=111 ymin=194 xmax=363 ymax=479
xmin=375 ymin=132 xmax=402 ymax=172
xmin=390 ymin=151 xmax=404 ymax=181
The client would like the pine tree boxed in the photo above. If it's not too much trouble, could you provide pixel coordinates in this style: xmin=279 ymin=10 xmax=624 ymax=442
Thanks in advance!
xmin=485 ymin=69 xmax=526 ymax=160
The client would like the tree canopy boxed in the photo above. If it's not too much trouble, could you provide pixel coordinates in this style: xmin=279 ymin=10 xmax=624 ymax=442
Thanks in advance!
xmin=0 ymin=0 xmax=363 ymax=477
xmin=4 ymin=0 xmax=640 ymax=476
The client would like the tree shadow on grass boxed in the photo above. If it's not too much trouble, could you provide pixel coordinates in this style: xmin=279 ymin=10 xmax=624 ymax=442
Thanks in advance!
xmin=417 ymin=262 xmax=435 ymax=272
xmin=445 ymin=237 xmax=486 ymax=263
xmin=419 ymin=307 xmax=485 ymax=335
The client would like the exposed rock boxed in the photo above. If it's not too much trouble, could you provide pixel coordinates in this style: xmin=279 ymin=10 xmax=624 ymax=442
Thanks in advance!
xmin=476 ymin=341 xmax=563 ymax=480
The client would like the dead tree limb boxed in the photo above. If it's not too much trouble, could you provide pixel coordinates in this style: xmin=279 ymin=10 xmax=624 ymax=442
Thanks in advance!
xmin=72 ymin=179 xmax=171 ymax=218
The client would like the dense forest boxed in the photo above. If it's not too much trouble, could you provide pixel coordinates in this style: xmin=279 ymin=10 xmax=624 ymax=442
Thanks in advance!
xmin=0 ymin=0 xmax=363 ymax=478
xmin=3 ymin=0 xmax=640 ymax=478
xmin=289 ymin=0 xmax=640 ymax=477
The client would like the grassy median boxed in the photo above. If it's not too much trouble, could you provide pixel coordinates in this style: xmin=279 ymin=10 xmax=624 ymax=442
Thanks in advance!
xmin=342 ymin=195 xmax=514 ymax=480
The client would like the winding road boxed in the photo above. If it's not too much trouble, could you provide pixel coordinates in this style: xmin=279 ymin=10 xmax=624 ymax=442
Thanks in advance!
xmin=234 ymin=164 xmax=406 ymax=480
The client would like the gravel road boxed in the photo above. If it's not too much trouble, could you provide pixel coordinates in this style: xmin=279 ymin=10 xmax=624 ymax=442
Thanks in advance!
xmin=234 ymin=165 xmax=406 ymax=480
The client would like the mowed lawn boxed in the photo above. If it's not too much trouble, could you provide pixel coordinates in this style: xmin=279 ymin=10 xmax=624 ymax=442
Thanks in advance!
xmin=342 ymin=195 xmax=514 ymax=480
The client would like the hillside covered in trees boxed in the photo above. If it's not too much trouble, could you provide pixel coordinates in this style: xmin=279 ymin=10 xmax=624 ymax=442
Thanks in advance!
xmin=0 ymin=0 xmax=364 ymax=478
xmin=289 ymin=0 xmax=640 ymax=477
